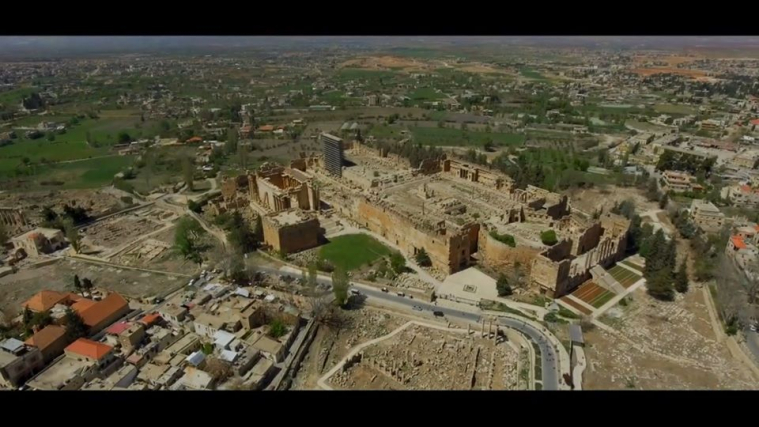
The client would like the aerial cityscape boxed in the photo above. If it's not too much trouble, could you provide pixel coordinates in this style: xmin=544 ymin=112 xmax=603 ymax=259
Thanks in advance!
xmin=1 ymin=35 xmax=759 ymax=391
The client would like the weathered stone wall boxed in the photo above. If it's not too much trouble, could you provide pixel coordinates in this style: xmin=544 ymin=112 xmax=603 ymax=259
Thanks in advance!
xmin=572 ymin=222 xmax=602 ymax=256
xmin=262 ymin=216 xmax=320 ymax=254
xmin=477 ymin=228 xmax=541 ymax=273
xmin=355 ymin=199 xmax=472 ymax=273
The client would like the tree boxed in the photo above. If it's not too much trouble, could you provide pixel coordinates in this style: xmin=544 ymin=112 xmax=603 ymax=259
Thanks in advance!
xmin=268 ymin=319 xmax=287 ymax=338
xmin=646 ymin=269 xmax=675 ymax=301
xmin=228 ymin=252 xmax=249 ymax=285
xmin=390 ymin=252 xmax=407 ymax=274
xmin=238 ymin=141 xmax=249 ymax=171
xmin=82 ymin=277 xmax=94 ymax=298
xmin=225 ymin=128 xmax=238 ymax=155
xmin=674 ymin=258 xmax=689 ymax=293
xmin=252 ymin=215 xmax=263 ymax=243
xmin=540 ymin=229 xmax=558 ymax=246
xmin=73 ymin=274 xmax=84 ymax=297
xmin=331 ymin=267 xmax=350 ymax=307
xmin=307 ymin=262 xmax=318 ymax=289
xmin=143 ymin=148 xmax=156 ymax=190
xmin=483 ymin=141 xmax=495 ymax=152
xmin=659 ymin=193 xmax=669 ymax=210
xmin=414 ymin=248 xmax=431 ymax=267
xmin=182 ymin=156 xmax=194 ymax=191
xmin=117 ymin=131 xmax=132 ymax=144
xmin=663 ymin=237 xmax=677 ymax=272
xmin=0 ymin=222 xmax=8 ymax=248
xmin=64 ymin=308 xmax=88 ymax=340
xmin=64 ymin=219 xmax=81 ymax=253
xmin=30 ymin=310 xmax=53 ymax=330
xmin=204 ymin=357 xmax=233 ymax=383
xmin=174 ymin=216 xmax=206 ymax=265
xmin=496 ymin=274 xmax=513 ymax=296
xmin=22 ymin=306 xmax=33 ymax=327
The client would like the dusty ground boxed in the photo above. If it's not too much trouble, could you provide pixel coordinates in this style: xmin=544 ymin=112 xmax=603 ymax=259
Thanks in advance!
xmin=329 ymin=323 xmax=519 ymax=390
xmin=339 ymin=56 xmax=432 ymax=73
xmin=584 ymin=286 xmax=759 ymax=390
xmin=0 ymin=258 xmax=186 ymax=314
xmin=565 ymin=186 xmax=657 ymax=216
xmin=290 ymin=307 xmax=408 ymax=390
xmin=0 ymin=189 xmax=127 ymax=232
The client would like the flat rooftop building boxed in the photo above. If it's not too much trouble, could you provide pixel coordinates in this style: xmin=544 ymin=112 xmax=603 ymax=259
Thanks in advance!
xmin=262 ymin=209 xmax=320 ymax=255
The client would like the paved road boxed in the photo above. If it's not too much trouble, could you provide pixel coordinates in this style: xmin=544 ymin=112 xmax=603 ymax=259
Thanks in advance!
xmin=256 ymin=265 xmax=562 ymax=390
xmin=744 ymin=328 xmax=759 ymax=363
xmin=498 ymin=318 xmax=560 ymax=390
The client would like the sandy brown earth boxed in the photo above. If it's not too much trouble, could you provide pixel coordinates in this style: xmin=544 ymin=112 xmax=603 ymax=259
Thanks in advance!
xmin=630 ymin=67 xmax=710 ymax=80
xmin=584 ymin=286 xmax=759 ymax=390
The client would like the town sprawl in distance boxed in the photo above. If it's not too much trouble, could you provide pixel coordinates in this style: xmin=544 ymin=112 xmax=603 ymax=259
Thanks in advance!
xmin=1 ymin=36 xmax=759 ymax=390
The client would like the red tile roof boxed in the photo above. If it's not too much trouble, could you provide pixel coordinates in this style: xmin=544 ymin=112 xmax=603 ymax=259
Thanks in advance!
xmin=71 ymin=299 xmax=97 ymax=314
xmin=65 ymin=338 xmax=113 ymax=361
xmin=187 ymin=136 xmax=203 ymax=143
xmin=25 ymin=325 xmax=67 ymax=351
xmin=258 ymin=125 xmax=274 ymax=132
xmin=751 ymin=119 xmax=759 ymax=126
xmin=105 ymin=321 xmax=131 ymax=335
xmin=732 ymin=235 xmax=747 ymax=250
xmin=79 ymin=293 xmax=129 ymax=328
xmin=22 ymin=290 xmax=70 ymax=312
xmin=139 ymin=313 xmax=161 ymax=326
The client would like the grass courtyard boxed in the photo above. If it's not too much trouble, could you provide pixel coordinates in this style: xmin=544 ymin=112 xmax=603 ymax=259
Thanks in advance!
xmin=318 ymin=234 xmax=394 ymax=272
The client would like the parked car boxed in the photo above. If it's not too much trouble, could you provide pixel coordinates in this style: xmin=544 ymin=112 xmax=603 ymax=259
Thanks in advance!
xmin=396 ymin=292 xmax=405 ymax=297
xmin=381 ymin=287 xmax=388 ymax=293
xmin=350 ymin=289 xmax=360 ymax=296
xmin=433 ymin=311 xmax=445 ymax=317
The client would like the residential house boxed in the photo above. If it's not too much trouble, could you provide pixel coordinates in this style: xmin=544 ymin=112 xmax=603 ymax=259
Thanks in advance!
xmin=249 ymin=335 xmax=285 ymax=363
xmin=690 ymin=199 xmax=726 ymax=233
xmin=171 ymin=367 xmax=215 ymax=390
xmin=194 ymin=312 xmax=241 ymax=339
xmin=11 ymin=227 xmax=66 ymax=258
xmin=24 ymin=325 xmax=69 ymax=364
xmin=159 ymin=304 xmax=188 ymax=325
xmin=722 ymin=184 xmax=759 ymax=208
xmin=64 ymin=338 xmax=116 ymax=370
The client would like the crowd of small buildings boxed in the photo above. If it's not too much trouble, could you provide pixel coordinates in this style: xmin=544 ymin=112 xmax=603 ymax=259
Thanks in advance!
xmin=0 ymin=272 xmax=307 ymax=390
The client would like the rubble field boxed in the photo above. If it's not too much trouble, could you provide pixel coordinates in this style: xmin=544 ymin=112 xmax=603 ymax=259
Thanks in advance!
xmin=81 ymin=207 xmax=173 ymax=251
xmin=329 ymin=323 xmax=519 ymax=390
xmin=0 ymin=258 xmax=185 ymax=314
xmin=290 ymin=307 xmax=408 ymax=390
xmin=584 ymin=287 xmax=759 ymax=390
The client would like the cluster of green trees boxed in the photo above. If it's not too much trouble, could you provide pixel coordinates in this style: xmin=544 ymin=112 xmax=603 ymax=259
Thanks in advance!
xmin=370 ymin=140 xmax=445 ymax=168
xmin=414 ymin=248 xmax=431 ymax=267
xmin=656 ymin=150 xmax=716 ymax=176
xmin=173 ymin=217 xmax=207 ymax=265
xmin=490 ymin=148 xmax=592 ymax=192
xmin=639 ymin=228 xmax=688 ymax=300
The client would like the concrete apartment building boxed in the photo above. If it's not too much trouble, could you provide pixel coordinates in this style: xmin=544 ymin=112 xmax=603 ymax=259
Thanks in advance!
xmin=722 ymin=184 xmax=759 ymax=208
xmin=321 ymin=132 xmax=344 ymax=177
xmin=690 ymin=199 xmax=726 ymax=233
xmin=661 ymin=170 xmax=702 ymax=193
xmin=0 ymin=338 xmax=44 ymax=388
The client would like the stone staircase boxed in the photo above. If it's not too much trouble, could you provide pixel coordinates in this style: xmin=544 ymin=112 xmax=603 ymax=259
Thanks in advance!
xmin=590 ymin=265 xmax=626 ymax=294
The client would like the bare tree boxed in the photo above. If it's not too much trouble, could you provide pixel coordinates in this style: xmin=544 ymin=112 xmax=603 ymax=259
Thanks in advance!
xmin=205 ymin=357 xmax=234 ymax=383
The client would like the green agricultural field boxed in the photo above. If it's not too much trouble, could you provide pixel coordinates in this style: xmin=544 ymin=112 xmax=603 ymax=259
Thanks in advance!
xmin=411 ymin=127 xmax=525 ymax=147
xmin=0 ymin=86 xmax=38 ymax=106
xmin=410 ymin=87 xmax=445 ymax=101
xmin=654 ymin=104 xmax=698 ymax=115
xmin=1 ymin=155 xmax=134 ymax=191
xmin=318 ymin=234 xmax=394 ymax=272
xmin=519 ymin=67 xmax=547 ymax=80
xmin=368 ymin=125 xmax=407 ymax=139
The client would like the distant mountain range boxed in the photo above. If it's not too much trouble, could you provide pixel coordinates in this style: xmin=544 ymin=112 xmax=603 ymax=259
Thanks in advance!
xmin=1 ymin=36 xmax=758 ymax=58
